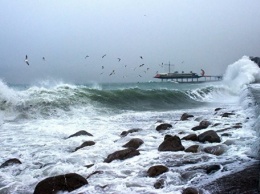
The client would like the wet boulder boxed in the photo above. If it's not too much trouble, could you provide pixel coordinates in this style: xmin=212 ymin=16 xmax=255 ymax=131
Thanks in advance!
xmin=199 ymin=120 xmax=211 ymax=128
xmin=104 ymin=148 xmax=140 ymax=163
xmin=215 ymin=108 xmax=222 ymax=111
xmin=232 ymin=125 xmax=242 ymax=129
xmin=67 ymin=130 xmax=93 ymax=138
xmin=198 ymin=130 xmax=221 ymax=143
xmin=120 ymin=128 xmax=142 ymax=137
xmin=191 ymin=126 xmax=205 ymax=131
xmin=85 ymin=164 xmax=94 ymax=168
xmin=203 ymin=145 xmax=226 ymax=156
xmin=182 ymin=134 xmax=198 ymax=141
xmin=192 ymin=120 xmax=211 ymax=131
xmin=122 ymin=138 xmax=144 ymax=149
xmin=158 ymin=135 xmax=185 ymax=152
xmin=33 ymin=173 xmax=88 ymax=194
xmin=0 ymin=158 xmax=22 ymax=168
xmin=182 ymin=187 xmax=201 ymax=194
xmin=221 ymin=133 xmax=232 ymax=137
xmin=75 ymin=141 xmax=95 ymax=152
xmin=206 ymin=164 xmax=221 ymax=174
xmin=147 ymin=165 xmax=169 ymax=177
xmin=156 ymin=123 xmax=172 ymax=131
xmin=221 ymin=112 xmax=235 ymax=118
xmin=154 ymin=179 xmax=165 ymax=189
xmin=180 ymin=113 xmax=194 ymax=121
xmin=185 ymin=145 xmax=199 ymax=153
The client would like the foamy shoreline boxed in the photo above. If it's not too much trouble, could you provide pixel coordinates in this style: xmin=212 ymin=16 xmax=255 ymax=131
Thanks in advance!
xmin=1 ymin=103 xmax=258 ymax=194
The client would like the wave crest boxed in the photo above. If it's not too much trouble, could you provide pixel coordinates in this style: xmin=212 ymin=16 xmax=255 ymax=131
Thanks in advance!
xmin=223 ymin=56 xmax=260 ymax=92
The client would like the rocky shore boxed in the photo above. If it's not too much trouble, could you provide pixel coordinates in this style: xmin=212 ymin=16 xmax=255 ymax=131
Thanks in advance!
xmin=202 ymin=162 xmax=260 ymax=194
xmin=1 ymin=108 xmax=259 ymax=194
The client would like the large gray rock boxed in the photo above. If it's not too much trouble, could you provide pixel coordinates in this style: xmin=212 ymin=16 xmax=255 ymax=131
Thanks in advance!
xmin=180 ymin=113 xmax=194 ymax=121
xmin=104 ymin=148 xmax=140 ymax=163
xmin=203 ymin=145 xmax=226 ymax=156
xmin=33 ymin=173 xmax=88 ymax=194
xmin=0 ymin=158 xmax=22 ymax=168
xmin=185 ymin=145 xmax=199 ymax=153
xmin=122 ymin=138 xmax=144 ymax=149
xmin=198 ymin=130 xmax=221 ymax=143
xmin=182 ymin=134 xmax=198 ymax=141
xmin=67 ymin=130 xmax=93 ymax=138
xmin=192 ymin=120 xmax=211 ymax=131
xmin=182 ymin=187 xmax=202 ymax=194
xmin=158 ymin=135 xmax=185 ymax=152
xmin=120 ymin=128 xmax=142 ymax=137
xmin=156 ymin=123 xmax=172 ymax=131
xmin=75 ymin=141 xmax=95 ymax=151
xmin=147 ymin=165 xmax=169 ymax=177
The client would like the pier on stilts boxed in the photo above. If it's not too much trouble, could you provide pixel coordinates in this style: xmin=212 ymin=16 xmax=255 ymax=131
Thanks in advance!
xmin=154 ymin=62 xmax=222 ymax=83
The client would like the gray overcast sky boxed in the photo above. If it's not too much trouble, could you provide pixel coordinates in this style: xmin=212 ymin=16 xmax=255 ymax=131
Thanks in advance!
xmin=1 ymin=0 xmax=260 ymax=84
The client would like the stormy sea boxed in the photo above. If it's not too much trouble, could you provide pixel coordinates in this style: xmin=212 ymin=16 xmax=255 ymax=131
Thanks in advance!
xmin=0 ymin=56 xmax=260 ymax=194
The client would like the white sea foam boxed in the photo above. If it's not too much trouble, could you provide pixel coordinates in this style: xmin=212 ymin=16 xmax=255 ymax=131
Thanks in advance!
xmin=223 ymin=56 xmax=260 ymax=92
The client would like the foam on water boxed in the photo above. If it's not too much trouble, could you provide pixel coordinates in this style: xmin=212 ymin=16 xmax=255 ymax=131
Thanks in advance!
xmin=0 ymin=56 xmax=260 ymax=193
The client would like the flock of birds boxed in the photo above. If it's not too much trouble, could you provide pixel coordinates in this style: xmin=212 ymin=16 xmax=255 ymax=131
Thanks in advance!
xmin=24 ymin=54 xmax=168 ymax=79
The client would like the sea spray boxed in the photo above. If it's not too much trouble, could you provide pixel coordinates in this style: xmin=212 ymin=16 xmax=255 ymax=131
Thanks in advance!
xmin=222 ymin=56 xmax=260 ymax=159
xmin=223 ymin=56 xmax=260 ymax=93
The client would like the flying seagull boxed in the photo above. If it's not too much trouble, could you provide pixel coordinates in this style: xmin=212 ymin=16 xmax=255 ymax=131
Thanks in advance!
xmin=25 ymin=55 xmax=29 ymax=65
xmin=139 ymin=64 xmax=145 ymax=67
xmin=140 ymin=56 xmax=143 ymax=59
xmin=102 ymin=54 xmax=106 ymax=58
xmin=109 ymin=70 xmax=115 ymax=76
xmin=85 ymin=55 xmax=89 ymax=59
xmin=117 ymin=58 xmax=121 ymax=62
xmin=42 ymin=57 xmax=45 ymax=61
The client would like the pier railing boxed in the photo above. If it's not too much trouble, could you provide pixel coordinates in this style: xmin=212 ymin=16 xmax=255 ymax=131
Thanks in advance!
xmin=154 ymin=75 xmax=223 ymax=83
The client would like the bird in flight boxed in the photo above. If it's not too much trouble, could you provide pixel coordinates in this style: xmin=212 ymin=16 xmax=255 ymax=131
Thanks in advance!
xmin=117 ymin=58 xmax=121 ymax=62
xmin=140 ymin=56 xmax=143 ymax=59
xmin=25 ymin=55 xmax=29 ymax=65
xmin=102 ymin=66 xmax=104 ymax=69
xmin=102 ymin=54 xmax=106 ymax=58
xmin=42 ymin=57 xmax=45 ymax=61
xmin=85 ymin=55 xmax=89 ymax=59
xmin=109 ymin=70 xmax=115 ymax=76
xmin=139 ymin=64 xmax=145 ymax=67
